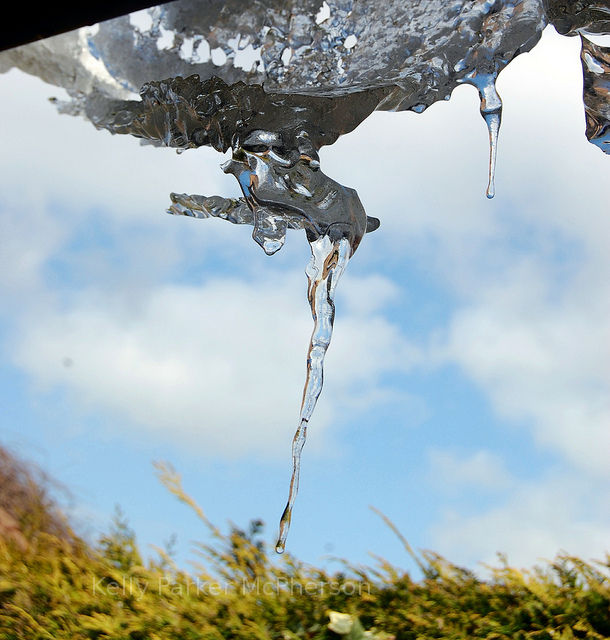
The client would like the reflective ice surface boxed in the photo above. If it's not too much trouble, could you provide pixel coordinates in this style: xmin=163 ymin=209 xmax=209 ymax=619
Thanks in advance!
xmin=167 ymin=136 xmax=377 ymax=254
xmin=276 ymin=235 xmax=351 ymax=553
xmin=459 ymin=71 xmax=503 ymax=198
xmin=0 ymin=0 xmax=546 ymax=108
xmin=166 ymin=129 xmax=373 ymax=548
xmin=2 ymin=0 xmax=608 ymax=551
xmin=0 ymin=0 xmax=549 ymax=194
xmin=581 ymin=37 xmax=610 ymax=154
xmin=543 ymin=0 xmax=610 ymax=154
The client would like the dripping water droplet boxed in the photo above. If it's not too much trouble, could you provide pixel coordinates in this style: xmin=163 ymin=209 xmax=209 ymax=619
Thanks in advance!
xmin=276 ymin=235 xmax=351 ymax=553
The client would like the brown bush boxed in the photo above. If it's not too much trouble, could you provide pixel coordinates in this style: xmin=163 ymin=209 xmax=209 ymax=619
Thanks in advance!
xmin=0 ymin=446 xmax=73 ymax=546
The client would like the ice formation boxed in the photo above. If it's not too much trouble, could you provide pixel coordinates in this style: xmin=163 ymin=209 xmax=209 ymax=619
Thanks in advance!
xmin=1 ymin=0 xmax=607 ymax=550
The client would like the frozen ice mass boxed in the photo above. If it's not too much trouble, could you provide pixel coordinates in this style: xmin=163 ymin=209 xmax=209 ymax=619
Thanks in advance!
xmin=1 ymin=0 xmax=607 ymax=551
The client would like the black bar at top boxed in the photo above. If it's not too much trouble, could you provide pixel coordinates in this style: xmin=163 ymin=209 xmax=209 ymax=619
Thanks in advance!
xmin=0 ymin=1 xmax=174 ymax=52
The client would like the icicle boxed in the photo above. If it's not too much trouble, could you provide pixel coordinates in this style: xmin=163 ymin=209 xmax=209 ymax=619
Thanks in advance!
xmin=478 ymin=74 xmax=502 ymax=199
xmin=275 ymin=235 xmax=351 ymax=553
xmin=461 ymin=71 xmax=503 ymax=198
xmin=167 ymin=141 xmax=375 ymax=554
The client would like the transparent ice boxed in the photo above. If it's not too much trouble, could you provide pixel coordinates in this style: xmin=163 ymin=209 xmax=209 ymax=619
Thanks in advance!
xmin=2 ymin=0 xmax=607 ymax=550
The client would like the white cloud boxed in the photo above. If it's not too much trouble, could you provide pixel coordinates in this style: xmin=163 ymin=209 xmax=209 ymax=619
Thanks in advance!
xmin=431 ymin=470 xmax=610 ymax=570
xmin=0 ymin=69 xmax=239 ymax=229
xmin=322 ymin=28 xmax=609 ymax=262
xmin=0 ymin=195 xmax=66 ymax=298
xmin=0 ymin=68 xmax=422 ymax=461
xmin=323 ymin=28 xmax=610 ymax=480
xmin=335 ymin=273 xmax=400 ymax=317
xmin=443 ymin=254 xmax=610 ymax=478
xmin=427 ymin=448 xmax=513 ymax=492
xmin=322 ymin=27 xmax=610 ymax=566
xmin=10 ymin=268 xmax=419 ymax=458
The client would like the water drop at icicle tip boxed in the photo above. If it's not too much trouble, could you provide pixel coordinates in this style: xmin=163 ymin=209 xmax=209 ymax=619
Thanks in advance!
xmin=275 ymin=235 xmax=351 ymax=553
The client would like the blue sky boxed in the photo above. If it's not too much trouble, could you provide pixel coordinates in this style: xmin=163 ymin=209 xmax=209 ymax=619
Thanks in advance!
xmin=0 ymin=26 xmax=608 ymax=576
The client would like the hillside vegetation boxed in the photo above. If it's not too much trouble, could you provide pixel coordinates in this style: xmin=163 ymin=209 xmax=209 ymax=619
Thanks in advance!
xmin=0 ymin=447 xmax=608 ymax=640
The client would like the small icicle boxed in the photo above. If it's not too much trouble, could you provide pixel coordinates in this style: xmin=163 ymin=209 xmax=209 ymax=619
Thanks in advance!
xmin=477 ymin=74 xmax=502 ymax=199
xmin=461 ymin=71 xmax=503 ymax=198
xmin=252 ymin=208 xmax=288 ymax=255
xmin=276 ymin=235 xmax=351 ymax=553
xmin=483 ymin=108 xmax=500 ymax=199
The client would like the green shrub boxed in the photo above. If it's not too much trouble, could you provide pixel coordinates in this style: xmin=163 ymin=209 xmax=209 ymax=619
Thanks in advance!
xmin=0 ymin=450 xmax=608 ymax=639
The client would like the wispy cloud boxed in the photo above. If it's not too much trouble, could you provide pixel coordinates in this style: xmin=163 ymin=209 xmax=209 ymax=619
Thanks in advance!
xmin=427 ymin=448 xmax=513 ymax=492
xmin=430 ymin=470 xmax=610 ymax=569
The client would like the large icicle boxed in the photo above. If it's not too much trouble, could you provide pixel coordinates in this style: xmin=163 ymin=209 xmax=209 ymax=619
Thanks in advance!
xmin=276 ymin=235 xmax=351 ymax=553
